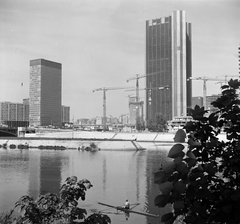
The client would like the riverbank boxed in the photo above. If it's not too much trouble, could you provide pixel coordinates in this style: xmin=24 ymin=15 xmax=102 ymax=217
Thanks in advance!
xmin=0 ymin=130 xmax=227 ymax=151
xmin=0 ymin=131 xmax=176 ymax=151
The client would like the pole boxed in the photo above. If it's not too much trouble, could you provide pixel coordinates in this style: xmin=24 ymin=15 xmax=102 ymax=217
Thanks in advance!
xmin=136 ymin=75 xmax=139 ymax=129
xmin=103 ymin=88 xmax=107 ymax=131
xmin=203 ymin=79 xmax=207 ymax=109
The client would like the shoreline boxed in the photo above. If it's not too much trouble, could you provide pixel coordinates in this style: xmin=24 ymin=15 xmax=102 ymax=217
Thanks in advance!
xmin=0 ymin=130 xmax=227 ymax=151
xmin=0 ymin=131 xmax=177 ymax=151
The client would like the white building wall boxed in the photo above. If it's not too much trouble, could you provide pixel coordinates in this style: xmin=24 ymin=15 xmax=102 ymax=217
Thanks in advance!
xmin=171 ymin=10 xmax=187 ymax=117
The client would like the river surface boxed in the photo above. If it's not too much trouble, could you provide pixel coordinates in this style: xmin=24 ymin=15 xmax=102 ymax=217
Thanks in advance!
xmin=0 ymin=144 xmax=173 ymax=224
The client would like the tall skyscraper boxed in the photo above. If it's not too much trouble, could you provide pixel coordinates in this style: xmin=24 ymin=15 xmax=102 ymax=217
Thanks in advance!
xmin=29 ymin=59 xmax=62 ymax=127
xmin=146 ymin=10 xmax=192 ymax=122
xmin=238 ymin=44 xmax=240 ymax=76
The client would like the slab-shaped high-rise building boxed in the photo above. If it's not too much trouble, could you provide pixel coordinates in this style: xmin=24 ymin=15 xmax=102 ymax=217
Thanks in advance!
xmin=29 ymin=59 xmax=62 ymax=127
xmin=238 ymin=44 xmax=240 ymax=76
xmin=146 ymin=10 xmax=192 ymax=122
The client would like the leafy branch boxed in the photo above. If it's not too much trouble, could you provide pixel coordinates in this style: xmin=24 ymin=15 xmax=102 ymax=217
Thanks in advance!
xmin=154 ymin=79 xmax=240 ymax=224
xmin=6 ymin=176 xmax=111 ymax=224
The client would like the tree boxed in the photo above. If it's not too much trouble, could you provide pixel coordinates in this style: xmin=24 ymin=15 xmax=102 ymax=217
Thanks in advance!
xmin=147 ymin=113 xmax=168 ymax=132
xmin=2 ymin=176 xmax=111 ymax=224
xmin=154 ymin=79 xmax=240 ymax=224
xmin=136 ymin=116 xmax=145 ymax=131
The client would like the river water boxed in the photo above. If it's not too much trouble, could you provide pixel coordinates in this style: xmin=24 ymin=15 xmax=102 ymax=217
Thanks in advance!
xmin=0 ymin=144 xmax=173 ymax=224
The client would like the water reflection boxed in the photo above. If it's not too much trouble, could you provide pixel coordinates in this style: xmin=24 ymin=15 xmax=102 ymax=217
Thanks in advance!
xmin=0 ymin=145 xmax=172 ymax=224
xmin=40 ymin=152 xmax=62 ymax=195
xmin=28 ymin=150 xmax=40 ymax=199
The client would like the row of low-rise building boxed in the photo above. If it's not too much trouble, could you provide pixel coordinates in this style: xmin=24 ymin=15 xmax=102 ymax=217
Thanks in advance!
xmin=0 ymin=93 xmax=221 ymax=129
xmin=0 ymin=100 xmax=70 ymax=128
xmin=1 ymin=59 xmax=70 ymax=128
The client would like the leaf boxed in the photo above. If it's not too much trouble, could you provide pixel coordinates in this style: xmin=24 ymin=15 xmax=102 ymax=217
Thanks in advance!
xmin=154 ymin=194 xmax=169 ymax=207
xmin=173 ymin=129 xmax=186 ymax=142
xmin=163 ymin=161 xmax=176 ymax=174
xmin=204 ymin=163 xmax=217 ymax=176
xmin=174 ymin=156 xmax=183 ymax=165
xmin=228 ymin=78 xmax=240 ymax=89
xmin=168 ymin=144 xmax=185 ymax=158
xmin=230 ymin=190 xmax=240 ymax=201
xmin=173 ymin=200 xmax=184 ymax=211
xmin=161 ymin=212 xmax=174 ymax=224
xmin=159 ymin=182 xmax=173 ymax=195
xmin=177 ymin=162 xmax=189 ymax=175
xmin=66 ymin=176 xmax=78 ymax=184
xmin=187 ymin=151 xmax=196 ymax=159
xmin=154 ymin=170 xmax=166 ymax=184
xmin=185 ymin=215 xmax=196 ymax=222
xmin=185 ymin=158 xmax=197 ymax=168
xmin=208 ymin=113 xmax=218 ymax=126
xmin=191 ymin=105 xmax=207 ymax=120
xmin=174 ymin=181 xmax=187 ymax=193
xmin=71 ymin=200 xmax=78 ymax=207
xmin=188 ymin=138 xmax=201 ymax=147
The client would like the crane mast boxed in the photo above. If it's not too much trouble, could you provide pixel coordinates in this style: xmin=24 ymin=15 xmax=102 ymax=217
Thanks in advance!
xmin=188 ymin=77 xmax=225 ymax=109
xmin=92 ymin=86 xmax=134 ymax=131
xmin=126 ymin=72 xmax=158 ymax=128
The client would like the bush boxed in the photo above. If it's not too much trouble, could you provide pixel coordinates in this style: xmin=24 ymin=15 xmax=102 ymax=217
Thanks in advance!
xmin=154 ymin=79 xmax=240 ymax=224
xmin=2 ymin=176 xmax=111 ymax=224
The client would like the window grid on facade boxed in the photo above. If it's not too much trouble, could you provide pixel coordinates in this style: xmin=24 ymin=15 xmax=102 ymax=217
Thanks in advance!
xmin=146 ymin=10 xmax=192 ymax=123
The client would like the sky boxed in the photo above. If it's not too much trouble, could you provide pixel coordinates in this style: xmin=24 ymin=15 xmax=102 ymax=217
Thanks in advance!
xmin=0 ymin=0 xmax=240 ymax=120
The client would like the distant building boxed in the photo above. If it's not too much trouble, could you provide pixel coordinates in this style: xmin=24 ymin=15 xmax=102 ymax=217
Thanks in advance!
xmin=206 ymin=94 xmax=220 ymax=114
xmin=29 ymin=59 xmax=62 ymax=127
xmin=129 ymin=96 xmax=144 ymax=126
xmin=192 ymin=96 xmax=203 ymax=108
xmin=0 ymin=100 xmax=29 ymax=127
xmin=238 ymin=44 xmax=240 ymax=76
xmin=146 ymin=10 xmax=192 ymax=122
xmin=95 ymin=117 xmax=102 ymax=126
xmin=62 ymin=105 xmax=70 ymax=123
xmin=108 ymin=116 xmax=118 ymax=125
xmin=119 ymin=114 xmax=129 ymax=125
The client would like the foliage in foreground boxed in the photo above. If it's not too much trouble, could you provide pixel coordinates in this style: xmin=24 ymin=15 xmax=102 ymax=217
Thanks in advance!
xmin=154 ymin=79 xmax=240 ymax=224
xmin=1 ymin=176 xmax=111 ymax=224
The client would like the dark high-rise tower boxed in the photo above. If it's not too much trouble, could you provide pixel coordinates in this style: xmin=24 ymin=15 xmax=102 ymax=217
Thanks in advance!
xmin=238 ymin=44 xmax=240 ymax=76
xmin=146 ymin=10 xmax=192 ymax=122
xmin=29 ymin=59 xmax=62 ymax=127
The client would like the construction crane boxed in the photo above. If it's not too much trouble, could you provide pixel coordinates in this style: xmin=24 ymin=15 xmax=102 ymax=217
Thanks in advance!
xmin=125 ymin=86 xmax=169 ymax=92
xmin=216 ymin=75 xmax=239 ymax=82
xmin=125 ymin=85 xmax=169 ymax=127
xmin=92 ymin=86 xmax=134 ymax=131
xmin=188 ymin=77 xmax=226 ymax=109
xmin=126 ymin=72 xmax=159 ymax=120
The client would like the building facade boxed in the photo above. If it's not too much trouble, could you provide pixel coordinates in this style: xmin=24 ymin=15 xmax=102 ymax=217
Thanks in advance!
xmin=0 ymin=100 xmax=29 ymax=127
xmin=192 ymin=96 xmax=203 ymax=108
xmin=61 ymin=105 xmax=70 ymax=124
xmin=29 ymin=59 xmax=62 ymax=127
xmin=146 ymin=10 xmax=192 ymax=123
xmin=129 ymin=96 xmax=144 ymax=126
xmin=238 ymin=44 xmax=240 ymax=76
xmin=206 ymin=94 xmax=220 ymax=114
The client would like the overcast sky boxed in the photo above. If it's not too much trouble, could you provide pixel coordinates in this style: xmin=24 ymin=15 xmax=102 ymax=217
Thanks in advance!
xmin=0 ymin=0 xmax=239 ymax=120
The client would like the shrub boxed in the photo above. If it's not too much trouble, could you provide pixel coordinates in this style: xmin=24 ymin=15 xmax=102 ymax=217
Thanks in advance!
xmin=154 ymin=79 xmax=240 ymax=224
xmin=3 ymin=176 xmax=111 ymax=224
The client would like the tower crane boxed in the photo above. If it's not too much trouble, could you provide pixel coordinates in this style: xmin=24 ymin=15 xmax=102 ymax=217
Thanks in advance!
xmin=126 ymin=72 xmax=159 ymax=121
xmin=216 ymin=75 xmax=239 ymax=82
xmin=125 ymin=85 xmax=169 ymax=127
xmin=188 ymin=77 xmax=226 ymax=109
xmin=92 ymin=86 xmax=134 ymax=131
